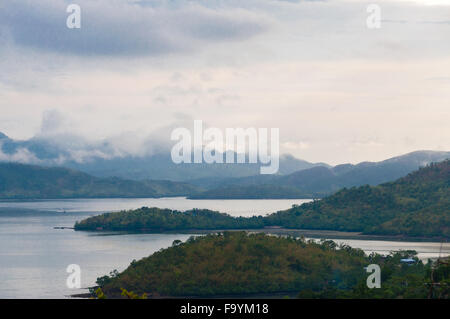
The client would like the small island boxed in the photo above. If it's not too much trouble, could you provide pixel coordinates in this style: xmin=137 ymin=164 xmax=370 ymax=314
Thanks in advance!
xmin=75 ymin=207 xmax=265 ymax=232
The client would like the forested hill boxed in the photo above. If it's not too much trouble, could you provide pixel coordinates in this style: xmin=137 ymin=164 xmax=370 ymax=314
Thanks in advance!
xmin=94 ymin=232 xmax=448 ymax=299
xmin=0 ymin=163 xmax=200 ymax=199
xmin=96 ymin=232 xmax=369 ymax=297
xmin=265 ymin=160 xmax=449 ymax=238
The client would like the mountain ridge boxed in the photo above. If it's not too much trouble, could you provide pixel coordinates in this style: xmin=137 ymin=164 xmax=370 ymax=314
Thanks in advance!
xmin=0 ymin=162 xmax=200 ymax=199
xmin=0 ymin=132 xmax=326 ymax=181
xmin=190 ymin=150 xmax=450 ymax=198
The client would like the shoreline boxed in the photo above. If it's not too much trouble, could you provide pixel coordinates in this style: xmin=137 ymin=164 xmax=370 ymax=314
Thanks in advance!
xmin=76 ymin=227 xmax=449 ymax=243
xmin=70 ymin=290 xmax=300 ymax=299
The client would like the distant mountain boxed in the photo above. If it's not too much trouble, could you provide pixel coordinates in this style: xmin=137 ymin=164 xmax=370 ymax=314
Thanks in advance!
xmin=0 ymin=163 xmax=200 ymax=199
xmin=329 ymin=150 xmax=450 ymax=185
xmin=265 ymin=160 xmax=450 ymax=238
xmin=0 ymin=132 xmax=64 ymax=160
xmin=192 ymin=151 xmax=450 ymax=198
xmin=0 ymin=132 xmax=326 ymax=181
xmin=277 ymin=154 xmax=330 ymax=174
xmin=1 ymin=131 xmax=448 ymax=199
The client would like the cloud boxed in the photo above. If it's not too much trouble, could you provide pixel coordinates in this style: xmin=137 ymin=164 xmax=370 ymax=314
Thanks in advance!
xmin=0 ymin=0 xmax=449 ymax=165
xmin=40 ymin=109 xmax=67 ymax=136
xmin=0 ymin=142 xmax=42 ymax=164
xmin=281 ymin=141 xmax=310 ymax=151
xmin=0 ymin=109 xmax=197 ymax=164
xmin=0 ymin=0 xmax=268 ymax=56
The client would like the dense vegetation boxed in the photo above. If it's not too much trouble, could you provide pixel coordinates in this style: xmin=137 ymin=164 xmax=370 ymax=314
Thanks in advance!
xmin=96 ymin=232 xmax=368 ymax=297
xmin=299 ymin=251 xmax=449 ymax=299
xmin=75 ymin=161 xmax=449 ymax=238
xmin=266 ymin=160 xmax=449 ymax=238
xmin=0 ymin=163 xmax=200 ymax=199
xmin=75 ymin=207 xmax=264 ymax=231
xmin=94 ymin=232 xmax=449 ymax=298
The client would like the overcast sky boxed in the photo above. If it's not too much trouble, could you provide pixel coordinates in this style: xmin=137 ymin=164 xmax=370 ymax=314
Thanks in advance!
xmin=0 ymin=0 xmax=449 ymax=165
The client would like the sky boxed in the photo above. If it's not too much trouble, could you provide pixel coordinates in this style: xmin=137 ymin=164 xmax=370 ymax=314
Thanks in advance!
xmin=0 ymin=0 xmax=449 ymax=165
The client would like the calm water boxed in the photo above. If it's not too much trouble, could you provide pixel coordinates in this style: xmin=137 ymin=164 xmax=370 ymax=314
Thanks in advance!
xmin=0 ymin=197 xmax=311 ymax=217
xmin=0 ymin=197 xmax=448 ymax=299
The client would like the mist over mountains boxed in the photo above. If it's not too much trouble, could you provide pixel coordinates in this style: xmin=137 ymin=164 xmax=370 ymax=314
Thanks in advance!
xmin=0 ymin=131 xmax=448 ymax=199
xmin=0 ymin=131 xmax=327 ymax=181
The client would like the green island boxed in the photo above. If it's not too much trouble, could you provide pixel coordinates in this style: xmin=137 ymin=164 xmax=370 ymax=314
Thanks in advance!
xmin=92 ymin=232 xmax=449 ymax=299
xmin=75 ymin=160 xmax=450 ymax=239
xmin=75 ymin=207 xmax=264 ymax=231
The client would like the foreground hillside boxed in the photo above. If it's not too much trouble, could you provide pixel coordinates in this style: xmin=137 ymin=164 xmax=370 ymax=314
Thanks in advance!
xmin=94 ymin=232 xmax=449 ymax=299
xmin=0 ymin=163 xmax=199 ymax=199
xmin=96 ymin=232 xmax=368 ymax=297
xmin=75 ymin=161 xmax=449 ymax=238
